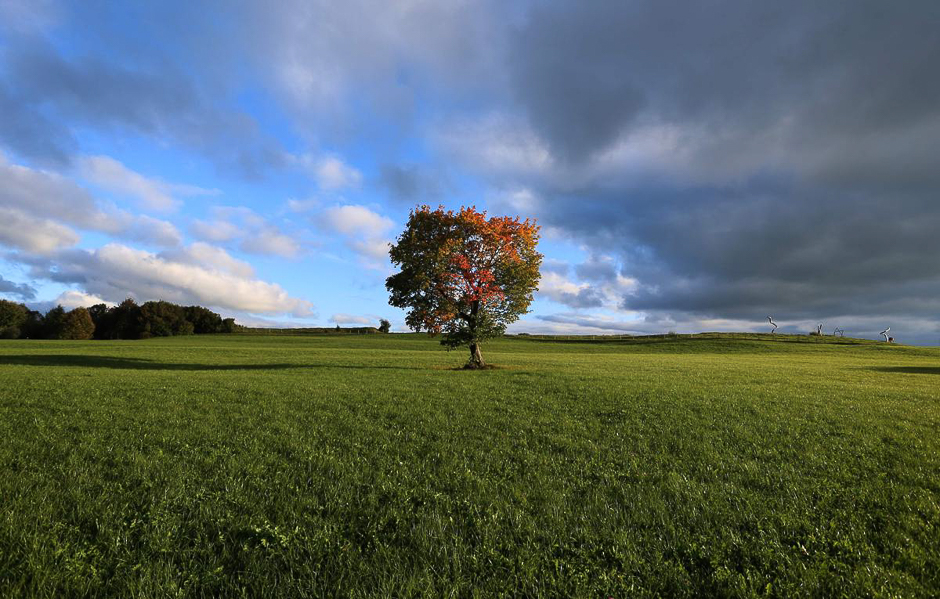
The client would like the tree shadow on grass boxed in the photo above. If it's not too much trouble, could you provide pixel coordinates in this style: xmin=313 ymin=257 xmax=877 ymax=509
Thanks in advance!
xmin=0 ymin=354 xmax=422 ymax=371
xmin=867 ymin=366 xmax=940 ymax=375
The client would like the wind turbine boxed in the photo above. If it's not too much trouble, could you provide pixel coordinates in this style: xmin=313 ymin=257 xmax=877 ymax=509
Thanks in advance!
xmin=833 ymin=327 xmax=844 ymax=337
xmin=880 ymin=327 xmax=890 ymax=342
xmin=768 ymin=316 xmax=778 ymax=334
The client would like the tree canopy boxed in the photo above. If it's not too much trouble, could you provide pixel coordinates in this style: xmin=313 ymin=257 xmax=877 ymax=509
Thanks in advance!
xmin=0 ymin=300 xmax=29 ymax=339
xmin=0 ymin=298 xmax=237 ymax=340
xmin=386 ymin=205 xmax=542 ymax=368
xmin=60 ymin=307 xmax=96 ymax=340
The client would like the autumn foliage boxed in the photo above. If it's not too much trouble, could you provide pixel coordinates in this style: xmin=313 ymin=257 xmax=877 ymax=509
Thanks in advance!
xmin=386 ymin=205 xmax=542 ymax=368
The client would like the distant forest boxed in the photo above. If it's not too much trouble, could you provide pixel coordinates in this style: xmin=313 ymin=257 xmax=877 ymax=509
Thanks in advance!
xmin=0 ymin=299 xmax=236 ymax=340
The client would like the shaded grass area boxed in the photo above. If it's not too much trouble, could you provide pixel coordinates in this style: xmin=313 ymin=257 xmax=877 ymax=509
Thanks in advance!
xmin=0 ymin=354 xmax=421 ymax=372
xmin=0 ymin=354 xmax=301 ymax=371
xmin=0 ymin=334 xmax=938 ymax=597
xmin=869 ymin=366 xmax=940 ymax=376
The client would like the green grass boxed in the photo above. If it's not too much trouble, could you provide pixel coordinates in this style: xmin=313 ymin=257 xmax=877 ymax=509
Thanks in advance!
xmin=0 ymin=334 xmax=938 ymax=597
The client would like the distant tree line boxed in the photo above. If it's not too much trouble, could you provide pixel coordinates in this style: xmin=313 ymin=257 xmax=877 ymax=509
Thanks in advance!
xmin=0 ymin=298 xmax=236 ymax=340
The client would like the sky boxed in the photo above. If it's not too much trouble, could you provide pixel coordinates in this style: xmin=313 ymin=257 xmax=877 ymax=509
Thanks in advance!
xmin=1 ymin=0 xmax=938 ymax=343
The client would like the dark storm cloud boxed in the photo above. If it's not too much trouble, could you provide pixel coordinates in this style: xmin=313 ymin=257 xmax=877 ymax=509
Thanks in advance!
xmin=510 ymin=1 xmax=940 ymax=178
xmin=378 ymin=164 xmax=450 ymax=205
xmin=539 ymin=179 xmax=940 ymax=326
xmin=0 ymin=39 xmax=285 ymax=176
xmin=499 ymin=0 xmax=940 ymax=338
xmin=551 ymin=287 xmax=606 ymax=310
xmin=574 ymin=255 xmax=619 ymax=283
xmin=0 ymin=275 xmax=36 ymax=300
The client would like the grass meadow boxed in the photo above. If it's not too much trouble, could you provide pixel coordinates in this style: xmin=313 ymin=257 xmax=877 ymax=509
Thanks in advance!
xmin=0 ymin=333 xmax=938 ymax=597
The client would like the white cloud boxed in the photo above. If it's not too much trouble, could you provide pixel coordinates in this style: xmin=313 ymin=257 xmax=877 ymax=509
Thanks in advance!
xmin=433 ymin=114 xmax=552 ymax=180
xmin=160 ymin=242 xmax=255 ymax=278
xmin=45 ymin=243 xmax=314 ymax=316
xmin=330 ymin=313 xmax=373 ymax=325
xmin=537 ymin=271 xmax=601 ymax=308
xmin=53 ymin=290 xmax=110 ymax=310
xmin=286 ymin=198 xmax=320 ymax=213
xmin=240 ymin=228 xmax=301 ymax=258
xmin=190 ymin=219 xmax=242 ymax=242
xmin=508 ymin=313 xmax=642 ymax=335
xmin=312 ymin=156 xmax=362 ymax=190
xmin=317 ymin=204 xmax=395 ymax=268
xmin=321 ymin=204 xmax=393 ymax=236
xmin=80 ymin=155 xmax=175 ymax=211
xmin=0 ymin=207 xmax=80 ymax=254
xmin=190 ymin=208 xmax=302 ymax=257
xmin=169 ymin=181 xmax=223 ymax=198
xmin=350 ymin=238 xmax=391 ymax=262
xmin=491 ymin=187 xmax=541 ymax=214
xmin=0 ymin=155 xmax=181 ymax=249
xmin=125 ymin=215 xmax=183 ymax=247
xmin=536 ymin=257 xmax=638 ymax=310
xmin=289 ymin=153 xmax=362 ymax=190
xmin=225 ymin=313 xmax=302 ymax=328
xmin=432 ymin=115 xmax=729 ymax=192
xmin=79 ymin=155 xmax=219 ymax=212
xmin=1 ymin=154 xmax=115 ymax=230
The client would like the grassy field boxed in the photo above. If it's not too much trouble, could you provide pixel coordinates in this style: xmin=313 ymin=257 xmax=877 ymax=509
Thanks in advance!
xmin=0 ymin=333 xmax=938 ymax=597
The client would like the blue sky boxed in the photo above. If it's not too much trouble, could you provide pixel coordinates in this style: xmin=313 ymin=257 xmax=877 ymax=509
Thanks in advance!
xmin=1 ymin=1 xmax=939 ymax=343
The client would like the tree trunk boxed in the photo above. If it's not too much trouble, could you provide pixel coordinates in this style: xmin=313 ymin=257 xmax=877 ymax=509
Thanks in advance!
xmin=468 ymin=342 xmax=485 ymax=369
xmin=465 ymin=299 xmax=485 ymax=368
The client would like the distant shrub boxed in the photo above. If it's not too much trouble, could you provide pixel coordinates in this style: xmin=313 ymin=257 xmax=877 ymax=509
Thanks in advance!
xmin=44 ymin=306 xmax=67 ymax=339
xmin=21 ymin=310 xmax=44 ymax=338
xmin=809 ymin=330 xmax=821 ymax=336
xmin=139 ymin=301 xmax=195 ymax=337
xmin=184 ymin=305 xmax=225 ymax=334
xmin=94 ymin=299 xmax=143 ymax=340
xmin=221 ymin=318 xmax=237 ymax=333
xmin=378 ymin=319 xmax=391 ymax=334
xmin=60 ymin=307 xmax=95 ymax=340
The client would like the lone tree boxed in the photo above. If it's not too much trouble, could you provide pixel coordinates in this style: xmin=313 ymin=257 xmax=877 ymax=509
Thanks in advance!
xmin=387 ymin=205 xmax=542 ymax=368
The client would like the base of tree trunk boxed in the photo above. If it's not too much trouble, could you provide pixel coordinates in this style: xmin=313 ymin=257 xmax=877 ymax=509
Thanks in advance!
xmin=457 ymin=362 xmax=499 ymax=370
xmin=467 ymin=343 xmax=486 ymax=369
